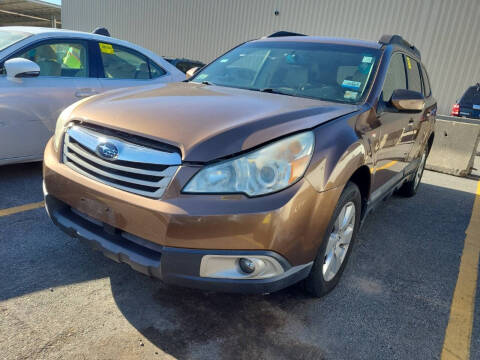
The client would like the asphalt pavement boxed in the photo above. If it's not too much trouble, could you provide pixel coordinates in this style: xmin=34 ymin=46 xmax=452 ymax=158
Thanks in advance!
xmin=0 ymin=162 xmax=478 ymax=360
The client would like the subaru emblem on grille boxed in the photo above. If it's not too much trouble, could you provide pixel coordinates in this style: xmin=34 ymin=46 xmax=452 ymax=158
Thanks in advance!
xmin=96 ymin=142 xmax=119 ymax=160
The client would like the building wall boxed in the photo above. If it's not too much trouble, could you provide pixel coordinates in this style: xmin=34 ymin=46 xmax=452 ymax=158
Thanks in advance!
xmin=63 ymin=0 xmax=480 ymax=114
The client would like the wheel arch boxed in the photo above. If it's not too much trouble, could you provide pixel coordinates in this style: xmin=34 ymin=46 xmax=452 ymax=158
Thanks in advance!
xmin=346 ymin=165 xmax=371 ymax=217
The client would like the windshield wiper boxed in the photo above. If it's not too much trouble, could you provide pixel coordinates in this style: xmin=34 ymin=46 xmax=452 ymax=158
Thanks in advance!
xmin=259 ymin=88 xmax=296 ymax=97
xmin=201 ymin=81 xmax=215 ymax=85
xmin=260 ymin=88 xmax=282 ymax=94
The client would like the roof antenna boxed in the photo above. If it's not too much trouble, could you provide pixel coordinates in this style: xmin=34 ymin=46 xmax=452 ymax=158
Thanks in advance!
xmin=92 ymin=27 xmax=110 ymax=37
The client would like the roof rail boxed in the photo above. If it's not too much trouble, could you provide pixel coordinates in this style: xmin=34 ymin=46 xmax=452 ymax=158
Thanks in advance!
xmin=268 ymin=31 xmax=306 ymax=38
xmin=378 ymin=34 xmax=420 ymax=59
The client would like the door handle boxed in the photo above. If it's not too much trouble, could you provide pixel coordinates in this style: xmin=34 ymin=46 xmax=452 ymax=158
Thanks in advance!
xmin=75 ymin=89 xmax=98 ymax=98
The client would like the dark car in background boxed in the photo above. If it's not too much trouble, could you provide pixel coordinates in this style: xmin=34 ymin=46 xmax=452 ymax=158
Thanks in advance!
xmin=165 ymin=57 xmax=204 ymax=73
xmin=451 ymin=83 xmax=480 ymax=119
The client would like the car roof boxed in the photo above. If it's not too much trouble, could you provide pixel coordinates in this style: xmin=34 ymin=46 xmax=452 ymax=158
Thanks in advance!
xmin=253 ymin=35 xmax=382 ymax=49
xmin=0 ymin=26 xmax=116 ymax=42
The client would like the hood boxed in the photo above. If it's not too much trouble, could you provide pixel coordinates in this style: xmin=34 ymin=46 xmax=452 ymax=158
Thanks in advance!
xmin=68 ymin=82 xmax=359 ymax=162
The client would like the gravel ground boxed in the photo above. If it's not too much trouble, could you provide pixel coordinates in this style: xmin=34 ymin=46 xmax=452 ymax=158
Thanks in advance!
xmin=0 ymin=163 xmax=478 ymax=360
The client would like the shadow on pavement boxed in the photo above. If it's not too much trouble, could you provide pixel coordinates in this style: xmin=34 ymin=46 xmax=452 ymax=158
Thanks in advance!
xmin=107 ymin=181 xmax=475 ymax=359
xmin=0 ymin=162 xmax=43 ymax=208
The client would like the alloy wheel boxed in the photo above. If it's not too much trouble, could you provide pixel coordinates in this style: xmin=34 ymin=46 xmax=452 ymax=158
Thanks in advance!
xmin=323 ymin=201 xmax=356 ymax=282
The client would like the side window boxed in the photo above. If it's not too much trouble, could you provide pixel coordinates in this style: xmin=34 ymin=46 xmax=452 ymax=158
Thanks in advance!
xmin=382 ymin=53 xmax=407 ymax=102
xmin=149 ymin=60 xmax=167 ymax=78
xmin=16 ymin=42 xmax=89 ymax=77
xmin=405 ymin=56 xmax=422 ymax=93
xmin=421 ymin=65 xmax=431 ymax=97
xmin=99 ymin=43 xmax=156 ymax=80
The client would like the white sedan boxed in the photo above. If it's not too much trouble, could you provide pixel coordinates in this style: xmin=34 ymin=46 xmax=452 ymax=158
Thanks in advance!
xmin=0 ymin=26 xmax=185 ymax=166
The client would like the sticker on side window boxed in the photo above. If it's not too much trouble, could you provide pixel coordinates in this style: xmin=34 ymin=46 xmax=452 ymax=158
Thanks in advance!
xmin=341 ymin=80 xmax=361 ymax=90
xmin=99 ymin=43 xmax=114 ymax=54
xmin=406 ymin=56 xmax=412 ymax=70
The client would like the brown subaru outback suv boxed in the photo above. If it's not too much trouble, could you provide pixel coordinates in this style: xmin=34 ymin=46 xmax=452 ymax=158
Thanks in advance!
xmin=43 ymin=33 xmax=436 ymax=296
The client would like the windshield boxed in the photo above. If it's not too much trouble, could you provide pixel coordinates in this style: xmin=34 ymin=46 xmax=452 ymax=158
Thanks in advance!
xmin=191 ymin=41 xmax=381 ymax=103
xmin=0 ymin=30 xmax=31 ymax=52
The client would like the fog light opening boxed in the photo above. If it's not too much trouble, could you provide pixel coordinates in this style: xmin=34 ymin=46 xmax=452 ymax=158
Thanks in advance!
xmin=200 ymin=255 xmax=284 ymax=279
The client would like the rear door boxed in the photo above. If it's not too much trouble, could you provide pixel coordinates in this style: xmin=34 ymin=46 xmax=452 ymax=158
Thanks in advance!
xmin=459 ymin=86 xmax=480 ymax=119
xmin=0 ymin=39 xmax=101 ymax=161
xmin=402 ymin=55 xmax=427 ymax=173
xmin=407 ymin=64 xmax=437 ymax=166
xmin=94 ymin=41 xmax=172 ymax=91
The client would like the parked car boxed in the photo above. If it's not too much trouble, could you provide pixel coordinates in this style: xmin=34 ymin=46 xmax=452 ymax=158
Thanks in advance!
xmin=44 ymin=33 xmax=436 ymax=296
xmin=0 ymin=26 xmax=185 ymax=166
xmin=165 ymin=57 xmax=204 ymax=73
xmin=451 ymin=83 xmax=480 ymax=119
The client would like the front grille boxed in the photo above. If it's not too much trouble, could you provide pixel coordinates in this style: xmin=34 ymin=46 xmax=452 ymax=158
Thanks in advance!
xmin=63 ymin=125 xmax=181 ymax=199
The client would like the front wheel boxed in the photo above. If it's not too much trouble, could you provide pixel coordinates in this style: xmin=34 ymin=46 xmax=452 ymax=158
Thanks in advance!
xmin=304 ymin=182 xmax=361 ymax=297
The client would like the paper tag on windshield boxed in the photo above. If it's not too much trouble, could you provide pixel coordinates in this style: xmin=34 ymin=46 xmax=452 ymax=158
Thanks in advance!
xmin=99 ymin=43 xmax=114 ymax=54
xmin=362 ymin=56 xmax=373 ymax=63
xmin=342 ymin=80 xmax=361 ymax=90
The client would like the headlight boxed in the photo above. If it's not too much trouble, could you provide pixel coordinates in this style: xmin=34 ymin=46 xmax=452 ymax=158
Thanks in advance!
xmin=183 ymin=131 xmax=315 ymax=196
xmin=53 ymin=103 xmax=78 ymax=152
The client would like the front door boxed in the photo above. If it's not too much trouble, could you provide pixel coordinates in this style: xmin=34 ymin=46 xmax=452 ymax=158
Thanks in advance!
xmin=372 ymin=53 xmax=413 ymax=196
xmin=0 ymin=40 xmax=101 ymax=161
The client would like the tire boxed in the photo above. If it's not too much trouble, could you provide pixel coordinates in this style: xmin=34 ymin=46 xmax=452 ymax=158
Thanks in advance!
xmin=397 ymin=147 xmax=427 ymax=198
xmin=304 ymin=182 xmax=362 ymax=297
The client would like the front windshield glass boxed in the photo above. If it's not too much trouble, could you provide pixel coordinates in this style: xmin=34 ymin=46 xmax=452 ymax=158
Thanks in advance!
xmin=192 ymin=41 xmax=381 ymax=104
xmin=0 ymin=30 xmax=31 ymax=52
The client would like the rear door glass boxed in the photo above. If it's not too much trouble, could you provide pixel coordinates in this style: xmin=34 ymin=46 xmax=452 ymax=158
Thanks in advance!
xmin=99 ymin=43 xmax=157 ymax=79
xmin=405 ymin=56 xmax=422 ymax=93
xmin=149 ymin=60 xmax=167 ymax=78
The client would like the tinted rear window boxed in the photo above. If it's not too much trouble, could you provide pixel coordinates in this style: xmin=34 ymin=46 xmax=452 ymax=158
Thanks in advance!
xmin=460 ymin=86 xmax=480 ymax=106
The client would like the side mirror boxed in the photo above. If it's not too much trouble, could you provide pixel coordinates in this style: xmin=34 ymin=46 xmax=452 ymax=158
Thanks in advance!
xmin=186 ymin=66 xmax=199 ymax=79
xmin=391 ymin=89 xmax=425 ymax=112
xmin=5 ymin=58 xmax=40 ymax=80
